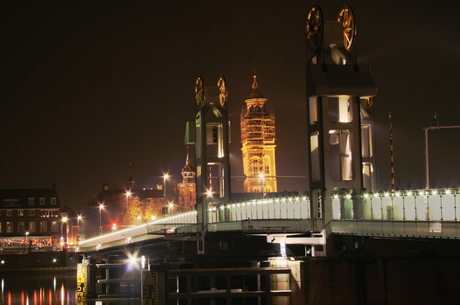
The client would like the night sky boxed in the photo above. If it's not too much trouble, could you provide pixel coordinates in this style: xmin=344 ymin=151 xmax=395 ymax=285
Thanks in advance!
xmin=2 ymin=1 xmax=460 ymax=212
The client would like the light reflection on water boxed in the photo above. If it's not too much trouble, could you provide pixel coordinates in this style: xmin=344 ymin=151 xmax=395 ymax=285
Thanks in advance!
xmin=1 ymin=273 xmax=77 ymax=305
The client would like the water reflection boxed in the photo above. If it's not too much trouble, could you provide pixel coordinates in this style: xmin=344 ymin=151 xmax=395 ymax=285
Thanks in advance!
xmin=1 ymin=273 xmax=77 ymax=305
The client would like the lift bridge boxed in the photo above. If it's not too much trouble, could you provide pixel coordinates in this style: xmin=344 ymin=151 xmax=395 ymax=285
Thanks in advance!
xmin=76 ymin=6 xmax=460 ymax=304
xmin=79 ymin=190 xmax=460 ymax=255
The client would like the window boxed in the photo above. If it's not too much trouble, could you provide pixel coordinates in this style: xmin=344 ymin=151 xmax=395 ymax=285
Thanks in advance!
xmin=29 ymin=221 xmax=36 ymax=232
xmin=40 ymin=198 xmax=45 ymax=205
xmin=6 ymin=222 xmax=13 ymax=233
xmin=18 ymin=210 xmax=24 ymax=216
xmin=309 ymin=97 xmax=318 ymax=125
xmin=361 ymin=124 xmax=373 ymax=157
xmin=51 ymin=198 xmax=56 ymax=205
xmin=40 ymin=221 xmax=47 ymax=232
xmin=29 ymin=198 xmax=34 ymax=205
xmin=29 ymin=210 xmax=35 ymax=216
xmin=6 ymin=210 xmax=12 ymax=217
xmin=310 ymin=131 xmax=321 ymax=182
xmin=18 ymin=222 xmax=25 ymax=233
xmin=3 ymin=199 xmax=19 ymax=207
xmin=329 ymin=130 xmax=354 ymax=181
xmin=51 ymin=221 xmax=58 ymax=232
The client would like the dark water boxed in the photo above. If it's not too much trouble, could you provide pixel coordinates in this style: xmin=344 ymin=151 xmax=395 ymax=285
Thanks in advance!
xmin=0 ymin=273 xmax=77 ymax=305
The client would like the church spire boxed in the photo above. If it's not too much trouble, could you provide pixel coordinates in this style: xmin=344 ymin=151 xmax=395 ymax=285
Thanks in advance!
xmin=182 ymin=147 xmax=196 ymax=183
xmin=250 ymin=63 xmax=263 ymax=98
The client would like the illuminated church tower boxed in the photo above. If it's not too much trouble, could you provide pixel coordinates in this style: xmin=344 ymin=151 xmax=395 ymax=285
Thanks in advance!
xmin=241 ymin=74 xmax=277 ymax=193
xmin=176 ymin=147 xmax=196 ymax=212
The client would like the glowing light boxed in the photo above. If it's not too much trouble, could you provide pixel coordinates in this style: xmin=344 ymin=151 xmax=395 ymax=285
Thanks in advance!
xmin=384 ymin=192 xmax=389 ymax=197
xmin=446 ymin=190 xmax=451 ymax=195
xmin=364 ymin=193 xmax=369 ymax=198
xmin=206 ymin=189 xmax=213 ymax=198
xmin=334 ymin=194 xmax=339 ymax=199
xmin=374 ymin=193 xmax=379 ymax=198
xmin=62 ymin=217 xmax=67 ymax=222
xmin=126 ymin=252 xmax=139 ymax=271
xmin=346 ymin=194 xmax=351 ymax=199
xmin=396 ymin=192 xmax=401 ymax=197
xmin=407 ymin=191 xmax=412 ymax=196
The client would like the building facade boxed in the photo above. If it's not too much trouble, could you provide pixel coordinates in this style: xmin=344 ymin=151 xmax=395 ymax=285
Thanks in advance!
xmin=0 ymin=186 xmax=61 ymax=248
xmin=241 ymin=74 xmax=277 ymax=193
xmin=176 ymin=148 xmax=196 ymax=212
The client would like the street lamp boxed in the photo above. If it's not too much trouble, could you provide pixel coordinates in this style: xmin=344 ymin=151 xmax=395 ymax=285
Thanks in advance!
xmin=137 ymin=215 xmax=141 ymax=225
xmin=99 ymin=203 xmax=104 ymax=235
xmin=62 ymin=217 xmax=68 ymax=249
xmin=25 ymin=231 xmax=29 ymax=245
xmin=259 ymin=173 xmax=265 ymax=199
xmin=168 ymin=201 xmax=174 ymax=216
xmin=163 ymin=174 xmax=170 ymax=203
xmin=126 ymin=191 xmax=132 ymax=208
xmin=77 ymin=215 xmax=82 ymax=242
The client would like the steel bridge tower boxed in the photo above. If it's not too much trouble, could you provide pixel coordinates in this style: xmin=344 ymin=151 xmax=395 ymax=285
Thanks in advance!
xmin=305 ymin=5 xmax=377 ymax=255
xmin=185 ymin=76 xmax=231 ymax=254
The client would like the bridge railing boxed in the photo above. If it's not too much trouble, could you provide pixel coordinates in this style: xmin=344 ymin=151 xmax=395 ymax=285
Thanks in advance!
xmin=332 ymin=189 xmax=460 ymax=221
xmin=208 ymin=196 xmax=311 ymax=223
xmin=78 ymin=211 xmax=197 ymax=251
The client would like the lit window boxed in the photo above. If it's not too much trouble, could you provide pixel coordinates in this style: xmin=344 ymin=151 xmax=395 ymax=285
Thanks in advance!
xmin=361 ymin=124 xmax=373 ymax=157
xmin=51 ymin=198 xmax=56 ymax=205
xmin=40 ymin=198 xmax=45 ymax=205
xmin=6 ymin=210 xmax=12 ymax=217
xmin=18 ymin=210 xmax=24 ymax=216
xmin=338 ymin=97 xmax=352 ymax=123
xmin=51 ymin=221 xmax=58 ymax=232
xmin=29 ymin=210 xmax=35 ymax=216
xmin=6 ymin=222 xmax=13 ymax=233
xmin=29 ymin=198 xmax=34 ymax=205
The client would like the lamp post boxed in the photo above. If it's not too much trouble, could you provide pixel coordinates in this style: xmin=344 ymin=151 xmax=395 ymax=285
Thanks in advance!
xmin=168 ymin=201 xmax=174 ymax=216
xmin=163 ymin=174 xmax=169 ymax=204
xmin=126 ymin=191 xmax=131 ymax=208
xmin=259 ymin=173 xmax=265 ymax=199
xmin=99 ymin=203 xmax=104 ymax=235
xmin=62 ymin=217 xmax=68 ymax=249
xmin=25 ymin=231 xmax=29 ymax=247
xmin=77 ymin=215 xmax=82 ymax=242
xmin=137 ymin=215 xmax=141 ymax=225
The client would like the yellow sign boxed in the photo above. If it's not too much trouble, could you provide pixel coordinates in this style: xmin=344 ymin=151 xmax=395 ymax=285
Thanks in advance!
xmin=77 ymin=263 xmax=87 ymax=304
xmin=142 ymin=270 xmax=158 ymax=304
